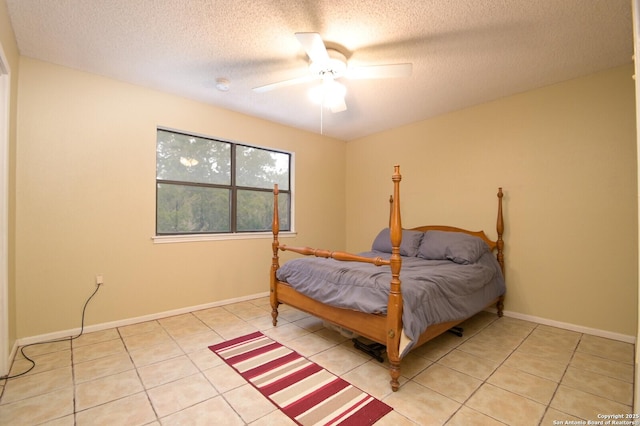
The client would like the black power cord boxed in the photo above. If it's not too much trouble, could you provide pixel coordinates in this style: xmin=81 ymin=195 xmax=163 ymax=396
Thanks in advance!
xmin=0 ymin=283 xmax=102 ymax=380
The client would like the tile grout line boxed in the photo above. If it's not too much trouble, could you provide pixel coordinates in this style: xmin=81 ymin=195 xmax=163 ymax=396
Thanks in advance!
xmin=70 ymin=337 xmax=77 ymax=426
xmin=537 ymin=332 xmax=583 ymax=426
xmin=201 ymin=310 xmax=256 ymax=425
xmin=153 ymin=314 xmax=205 ymax=423
xmin=117 ymin=324 xmax=163 ymax=424
xmin=441 ymin=315 xmax=516 ymax=425
xmin=155 ymin=310 xmax=249 ymax=423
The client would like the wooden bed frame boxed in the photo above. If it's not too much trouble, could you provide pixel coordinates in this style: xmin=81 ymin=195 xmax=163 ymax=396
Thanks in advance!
xmin=270 ymin=165 xmax=504 ymax=391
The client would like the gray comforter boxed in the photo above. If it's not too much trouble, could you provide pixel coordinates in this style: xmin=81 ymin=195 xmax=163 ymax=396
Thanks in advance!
xmin=276 ymin=250 xmax=505 ymax=356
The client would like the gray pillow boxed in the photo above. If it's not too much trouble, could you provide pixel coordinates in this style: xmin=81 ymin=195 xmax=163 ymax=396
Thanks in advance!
xmin=418 ymin=230 xmax=489 ymax=264
xmin=371 ymin=228 xmax=424 ymax=257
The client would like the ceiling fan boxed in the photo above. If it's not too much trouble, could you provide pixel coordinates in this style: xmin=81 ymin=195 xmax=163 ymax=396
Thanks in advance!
xmin=253 ymin=32 xmax=413 ymax=113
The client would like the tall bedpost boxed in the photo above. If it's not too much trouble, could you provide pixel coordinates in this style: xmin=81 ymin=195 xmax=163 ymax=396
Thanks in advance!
xmin=270 ymin=184 xmax=281 ymax=326
xmin=496 ymin=187 xmax=505 ymax=317
xmin=387 ymin=165 xmax=403 ymax=391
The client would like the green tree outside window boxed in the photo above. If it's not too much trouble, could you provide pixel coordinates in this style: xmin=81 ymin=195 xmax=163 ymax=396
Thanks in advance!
xmin=156 ymin=129 xmax=291 ymax=234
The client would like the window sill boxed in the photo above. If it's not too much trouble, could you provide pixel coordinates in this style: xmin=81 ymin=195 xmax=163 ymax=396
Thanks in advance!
xmin=152 ymin=231 xmax=297 ymax=244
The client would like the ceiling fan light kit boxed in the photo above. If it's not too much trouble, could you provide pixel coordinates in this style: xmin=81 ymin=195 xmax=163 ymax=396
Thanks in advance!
xmin=309 ymin=79 xmax=347 ymax=110
xmin=309 ymin=49 xmax=347 ymax=79
xmin=253 ymin=32 xmax=413 ymax=115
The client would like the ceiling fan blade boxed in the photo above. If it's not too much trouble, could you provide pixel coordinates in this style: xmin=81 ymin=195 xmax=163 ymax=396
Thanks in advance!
xmin=295 ymin=32 xmax=329 ymax=64
xmin=346 ymin=63 xmax=413 ymax=79
xmin=252 ymin=74 xmax=316 ymax=93
xmin=330 ymin=98 xmax=347 ymax=113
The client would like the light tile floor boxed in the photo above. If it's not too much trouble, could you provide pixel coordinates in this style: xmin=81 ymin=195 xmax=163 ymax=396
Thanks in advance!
xmin=0 ymin=297 xmax=634 ymax=425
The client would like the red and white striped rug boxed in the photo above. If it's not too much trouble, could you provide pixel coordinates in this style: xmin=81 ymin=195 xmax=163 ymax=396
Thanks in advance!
xmin=209 ymin=331 xmax=393 ymax=426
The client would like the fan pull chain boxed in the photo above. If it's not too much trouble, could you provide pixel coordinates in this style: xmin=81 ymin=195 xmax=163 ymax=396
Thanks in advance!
xmin=319 ymin=87 xmax=325 ymax=135
xmin=320 ymin=100 xmax=324 ymax=135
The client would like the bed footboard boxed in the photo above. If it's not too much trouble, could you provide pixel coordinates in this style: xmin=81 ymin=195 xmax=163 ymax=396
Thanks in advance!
xmin=270 ymin=166 xmax=405 ymax=391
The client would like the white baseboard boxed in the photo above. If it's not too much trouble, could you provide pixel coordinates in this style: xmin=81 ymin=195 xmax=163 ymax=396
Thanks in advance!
xmin=16 ymin=291 xmax=270 ymax=347
xmin=497 ymin=309 xmax=636 ymax=343
xmin=15 ymin=293 xmax=634 ymax=348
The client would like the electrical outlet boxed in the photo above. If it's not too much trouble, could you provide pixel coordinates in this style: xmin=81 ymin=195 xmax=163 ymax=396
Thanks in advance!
xmin=96 ymin=274 xmax=104 ymax=286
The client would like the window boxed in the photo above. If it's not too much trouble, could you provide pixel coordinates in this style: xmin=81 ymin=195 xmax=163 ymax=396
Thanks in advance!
xmin=156 ymin=129 xmax=291 ymax=235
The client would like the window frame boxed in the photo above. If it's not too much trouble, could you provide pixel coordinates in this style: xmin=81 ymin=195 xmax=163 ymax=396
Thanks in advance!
xmin=153 ymin=127 xmax=295 ymax=243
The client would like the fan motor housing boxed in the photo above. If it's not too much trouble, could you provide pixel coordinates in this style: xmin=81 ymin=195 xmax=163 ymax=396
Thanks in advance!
xmin=309 ymin=49 xmax=347 ymax=78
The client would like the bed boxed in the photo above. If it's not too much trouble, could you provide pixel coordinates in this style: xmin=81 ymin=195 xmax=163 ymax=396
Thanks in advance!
xmin=269 ymin=165 xmax=505 ymax=391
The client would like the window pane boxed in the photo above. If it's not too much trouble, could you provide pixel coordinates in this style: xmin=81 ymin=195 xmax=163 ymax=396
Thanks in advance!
xmin=236 ymin=146 xmax=289 ymax=190
xmin=157 ymin=183 xmax=230 ymax=233
xmin=157 ymin=130 xmax=230 ymax=185
xmin=278 ymin=192 xmax=291 ymax=231
xmin=237 ymin=190 xmax=290 ymax=232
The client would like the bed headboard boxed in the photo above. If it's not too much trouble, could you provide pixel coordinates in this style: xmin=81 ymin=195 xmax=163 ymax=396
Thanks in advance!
xmin=410 ymin=225 xmax=498 ymax=251
xmin=393 ymin=188 xmax=504 ymax=273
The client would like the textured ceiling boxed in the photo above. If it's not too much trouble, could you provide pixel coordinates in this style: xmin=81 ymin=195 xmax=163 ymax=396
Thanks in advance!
xmin=5 ymin=0 xmax=634 ymax=141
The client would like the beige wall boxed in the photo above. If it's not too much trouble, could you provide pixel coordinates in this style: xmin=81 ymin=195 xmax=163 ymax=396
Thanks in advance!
xmin=14 ymin=58 xmax=345 ymax=338
xmin=10 ymin=51 xmax=639 ymax=340
xmin=0 ymin=0 xmax=20 ymax=359
xmin=346 ymin=64 xmax=638 ymax=337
